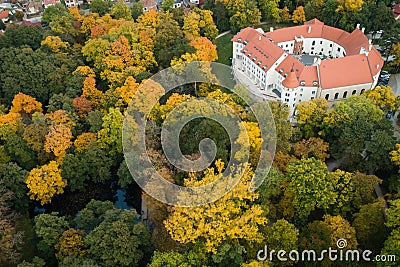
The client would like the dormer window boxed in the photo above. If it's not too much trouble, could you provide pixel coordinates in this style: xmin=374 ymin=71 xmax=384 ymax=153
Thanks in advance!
xmin=244 ymin=40 xmax=249 ymax=45
xmin=258 ymin=61 xmax=262 ymax=65
xmin=253 ymin=57 xmax=257 ymax=61
xmin=312 ymin=80 xmax=318 ymax=86
xmin=238 ymin=37 xmax=242 ymax=43
xmin=300 ymin=80 xmax=306 ymax=86
xmin=279 ymin=68 xmax=284 ymax=73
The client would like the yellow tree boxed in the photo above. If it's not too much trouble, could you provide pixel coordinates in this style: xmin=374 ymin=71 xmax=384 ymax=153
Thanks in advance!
xmin=44 ymin=125 xmax=73 ymax=158
xmin=336 ymin=0 xmax=363 ymax=12
xmin=41 ymin=36 xmax=70 ymax=54
xmin=292 ymin=6 xmax=306 ymax=24
xmin=46 ymin=110 xmax=76 ymax=130
xmin=363 ymin=85 xmax=400 ymax=113
xmin=137 ymin=9 xmax=159 ymax=28
xmin=81 ymin=77 xmax=104 ymax=107
xmin=164 ymin=161 xmax=267 ymax=253
xmin=26 ymin=161 xmax=67 ymax=205
xmin=9 ymin=92 xmax=42 ymax=115
xmin=190 ymin=37 xmax=218 ymax=62
xmin=295 ymin=98 xmax=328 ymax=138
xmin=390 ymin=144 xmax=400 ymax=172
xmin=115 ymin=76 xmax=140 ymax=107
xmin=183 ymin=11 xmax=201 ymax=40
xmin=74 ymin=132 xmax=97 ymax=152
xmin=55 ymin=228 xmax=88 ymax=260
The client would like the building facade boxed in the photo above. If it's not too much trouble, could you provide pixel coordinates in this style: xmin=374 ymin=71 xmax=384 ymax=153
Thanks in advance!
xmin=231 ymin=19 xmax=384 ymax=116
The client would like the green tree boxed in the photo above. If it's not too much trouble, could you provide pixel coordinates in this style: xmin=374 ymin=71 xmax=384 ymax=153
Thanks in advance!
xmin=353 ymin=199 xmax=387 ymax=251
xmin=110 ymin=1 xmax=132 ymax=20
xmin=161 ymin=0 xmax=174 ymax=11
xmin=286 ymin=158 xmax=337 ymax=218
xmin=90 ymin=0 xmax=114 ymax=16
xmin=84 ymin=209 xmax=153 ymax=266
xmin=258 ymin=0 xmax=280 ymax=23
xmin=379 ymin=199 xmax=400 ymax=267
xmin=41 ymin=4 xmax=69 ymax=25
xmin=131 ymin=1 xmax=144 ymax=20
xmin=264 ymin=219 xmax=298 ymax=266
xmin=34 ymin=212 xmax=70 ymax=259
xmin=0 ymin=24 xmax=44 ymax=50
xmin=75 ymin=200 xmax=118 ymax=231
xmin=304 ymin=0 xmax=325 ymax=21
xmin=0 ymin=163 xmax=29 ymax=213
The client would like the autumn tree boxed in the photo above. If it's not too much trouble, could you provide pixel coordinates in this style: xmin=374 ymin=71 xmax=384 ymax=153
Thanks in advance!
xmin=55 ymin=229 xmax=88 ymax=260
xmin=263 ymin=219 xmax=298 ymax=266
xmin=26 ymin=161 xmax=67 ymax=205
xmin=389 ymin=42 xmax=400 ymax=71
xmin=44 ymin=125 xmax=73 ymax=158
xmin=10 ymin=92 xmax=42 ymax=116
xmin=41 ymin=36 xmax=70 ymax=54
xmin=295 ymin=98 xmax=328 ymax=138
xmin=293 ymin=137 xmax=330 ymax=161
xmin=363 ymin=85 xmax=400 ymax=113
xmin=292 ymin=6 xmax=306 ymax=24
xmin=164 ymin=162 xmax=267 ymax=253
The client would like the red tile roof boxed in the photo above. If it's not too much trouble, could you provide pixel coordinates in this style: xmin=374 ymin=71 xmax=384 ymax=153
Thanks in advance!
xmin=282 ymin=70 xmax=299 ymax=88
xmin=0 ymin=9 xmax=9 ymax=20
xmin=394 ymin=4 xmax=400 ymax=17
xmin=232 ymin=19 xmax=383 ymax=90
xmin=319 ymin=54 xmax=373 ymax=89
xmin=232 ymin=27 xmax=285 ymax=72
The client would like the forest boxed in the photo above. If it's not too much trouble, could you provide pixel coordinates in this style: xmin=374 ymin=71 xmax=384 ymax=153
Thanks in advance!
xmin=0 ymin=0 xmax=400 ymax=266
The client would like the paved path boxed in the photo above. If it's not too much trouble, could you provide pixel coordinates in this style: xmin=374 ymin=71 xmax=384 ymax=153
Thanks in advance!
xmin=215 ymin=30 xmax=231 ymax=39
xmin=389 ymin=73 xmax=400 ymax=96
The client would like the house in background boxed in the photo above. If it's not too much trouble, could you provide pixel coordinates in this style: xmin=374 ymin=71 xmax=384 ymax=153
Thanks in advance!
xmin=42 ymin=0 xmax=61 ymax=9
xmin=394 ymin=3 xmax=400 ymax=20
xmin=26 ymin=1 xmax=42 ymax=16
xmin=142 ymin=0 xmax=157 ymax=12
xmin=0 ymin=9 xmax=9 ymax=23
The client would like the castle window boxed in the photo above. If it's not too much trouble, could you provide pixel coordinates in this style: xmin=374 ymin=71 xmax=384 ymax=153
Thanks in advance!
xmin=334 ymin=93 xmax=339 ymax=99
xmin=361 ymin=89 xmax=365 ymax=94
xmin=312 ymin=41 xmax=315 ymax=45
xmin=343 ymin=91 xmax=348 ymax=98
xmin=325 ymin=94 xmax=329 ymax=100
xmin=352 ymin=90 xmax=357 ymax=95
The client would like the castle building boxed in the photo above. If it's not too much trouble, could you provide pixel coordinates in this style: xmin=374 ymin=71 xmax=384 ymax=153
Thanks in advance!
xmin=231 ymin=19 xmax=384 ymax=116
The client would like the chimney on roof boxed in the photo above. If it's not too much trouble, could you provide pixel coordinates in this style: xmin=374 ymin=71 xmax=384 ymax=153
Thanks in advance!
xmin=308 ymin=26 xmax=311 ymax=34
xmin=270 ymin=27 xmax=274 ymax=32
xmin=356 ymin=23 xmax=360 ymax=29
xmin=361 ymin=27 xmax=365 ymax=33
xmin=368 ymin=39 xmax=372 ymax=51
xmin=259 ymin=35 xmax=261 ymax=41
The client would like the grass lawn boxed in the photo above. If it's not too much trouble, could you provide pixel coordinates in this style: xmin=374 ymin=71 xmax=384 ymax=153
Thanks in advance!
xmin=216 ymin=33 xmax=234 ymax=66
xmin=213 ymin=32 xmax=236 ymax=88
